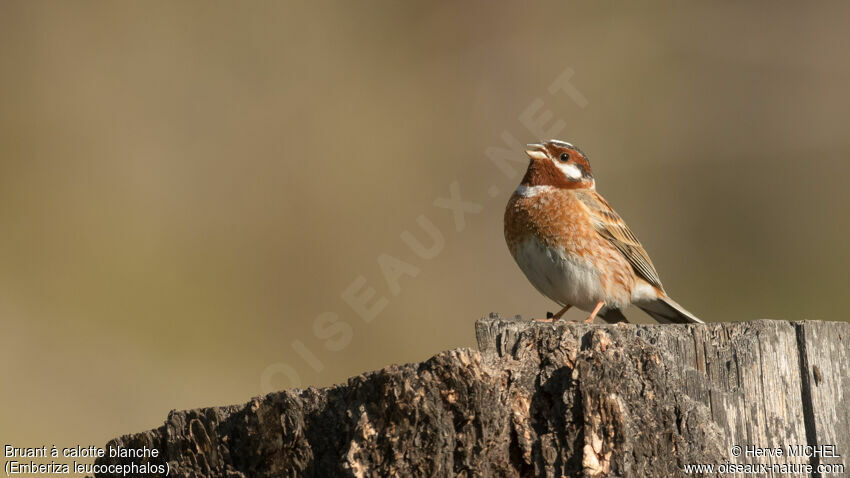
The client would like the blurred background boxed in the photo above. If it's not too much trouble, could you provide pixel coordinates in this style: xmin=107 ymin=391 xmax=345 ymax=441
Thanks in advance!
xmin=2 ymin=0 xmax=849 ymax=467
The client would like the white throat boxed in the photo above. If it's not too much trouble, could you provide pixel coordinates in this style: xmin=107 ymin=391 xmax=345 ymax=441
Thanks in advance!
xmin=515 ymin=184 xmax=555 ymax=197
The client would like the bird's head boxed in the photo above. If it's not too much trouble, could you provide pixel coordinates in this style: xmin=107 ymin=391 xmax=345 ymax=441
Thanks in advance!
xmin=521 ymin=140 xmax=595 ymax=190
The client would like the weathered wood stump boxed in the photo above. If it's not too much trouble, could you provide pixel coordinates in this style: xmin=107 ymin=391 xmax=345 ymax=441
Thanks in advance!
xmin=95 ymin=316 xmax=849 ymax=477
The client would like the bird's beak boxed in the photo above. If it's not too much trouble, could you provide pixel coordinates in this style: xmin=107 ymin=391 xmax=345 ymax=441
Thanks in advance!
xmin=525 ymin=143 xmax=548 ymax=161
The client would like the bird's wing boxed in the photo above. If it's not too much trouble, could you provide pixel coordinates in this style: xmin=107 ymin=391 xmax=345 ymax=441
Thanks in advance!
xmin=575 ymin=190 xmax=664 ymax=290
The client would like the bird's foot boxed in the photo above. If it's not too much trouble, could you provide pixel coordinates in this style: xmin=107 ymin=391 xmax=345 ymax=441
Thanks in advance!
xmin=534 ymin=305 xmax=574 ymax=323
xmin=549 ymin=304 xmax=572 ymax=322
xmin=584 ymin=301 xmax=605 ymax=323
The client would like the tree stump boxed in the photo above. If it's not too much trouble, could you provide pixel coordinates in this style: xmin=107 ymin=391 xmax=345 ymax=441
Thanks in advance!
xmin=94 ymin=316 xmax=849 ymax=477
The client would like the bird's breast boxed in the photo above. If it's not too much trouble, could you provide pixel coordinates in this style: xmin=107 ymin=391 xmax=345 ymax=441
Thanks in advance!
xmin=504 ymin=189 xmax=595 ymax=255
xmin=504 ymin=188 xmax=634 ymax=310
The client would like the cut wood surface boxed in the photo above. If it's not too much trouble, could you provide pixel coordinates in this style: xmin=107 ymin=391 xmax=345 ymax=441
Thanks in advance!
xmin=94 ymin=316 xmax=849 ymax=477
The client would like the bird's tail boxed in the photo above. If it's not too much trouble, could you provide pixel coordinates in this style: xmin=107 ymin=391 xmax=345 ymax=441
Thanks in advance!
xmin=637 ymin=296 xmax=703 ymax=324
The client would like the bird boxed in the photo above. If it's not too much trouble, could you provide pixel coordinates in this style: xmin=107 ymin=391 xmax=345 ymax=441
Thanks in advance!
xmin=503 ymin=139 xmax=702 ymax=324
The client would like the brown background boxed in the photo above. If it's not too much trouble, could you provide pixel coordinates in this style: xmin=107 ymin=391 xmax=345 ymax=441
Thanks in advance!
xmin=2 ymin=1 xmax=849 ymax=464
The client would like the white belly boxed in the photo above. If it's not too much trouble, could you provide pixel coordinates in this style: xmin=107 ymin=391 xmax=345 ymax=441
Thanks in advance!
xmin=512 ymin=236 xmax=608 ymax=312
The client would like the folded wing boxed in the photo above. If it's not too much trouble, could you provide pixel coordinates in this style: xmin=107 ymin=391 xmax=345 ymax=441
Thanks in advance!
xmin=576 ymin=190 xmax=663 ymax=290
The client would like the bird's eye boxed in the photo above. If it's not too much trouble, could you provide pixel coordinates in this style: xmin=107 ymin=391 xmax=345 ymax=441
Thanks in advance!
xmin=559 ymin=153 xmax=569 ymax=162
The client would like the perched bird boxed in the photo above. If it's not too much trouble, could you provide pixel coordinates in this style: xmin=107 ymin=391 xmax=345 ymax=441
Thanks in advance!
xmin=504 ymin=140 xmax=702 ymax=324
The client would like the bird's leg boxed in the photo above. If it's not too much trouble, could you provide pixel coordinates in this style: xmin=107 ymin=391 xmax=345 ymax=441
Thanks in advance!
xmin=551 ymin=304 xmax=572 ymax=321
xmin=584 ymin=301 xmax=605 ymax=323
xmin=536 ymin=304 xmax=572 ymax=322
xmin=535 ymin=304 xmax=571 ymax=323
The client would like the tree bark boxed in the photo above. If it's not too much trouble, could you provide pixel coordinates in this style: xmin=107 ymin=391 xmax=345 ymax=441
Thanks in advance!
xmin=94 ymin=316 xmax=850 ymax=477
